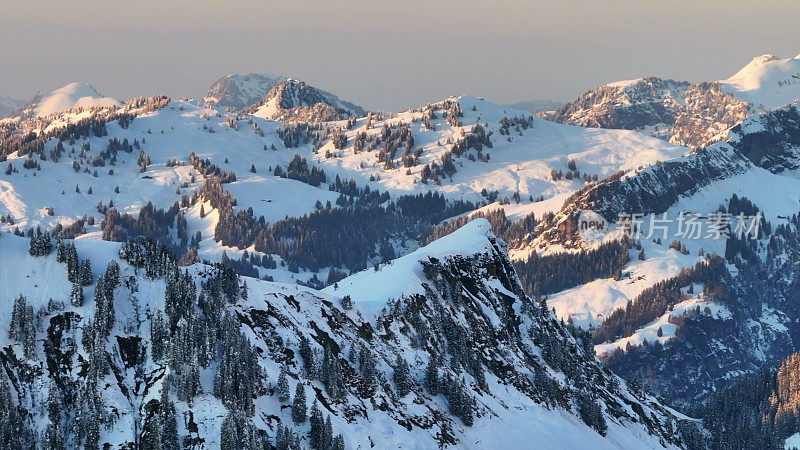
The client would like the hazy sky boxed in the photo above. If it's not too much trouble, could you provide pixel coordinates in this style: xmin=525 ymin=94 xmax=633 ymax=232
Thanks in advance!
xmin=1 ymin=0 xmax=799 ymax=111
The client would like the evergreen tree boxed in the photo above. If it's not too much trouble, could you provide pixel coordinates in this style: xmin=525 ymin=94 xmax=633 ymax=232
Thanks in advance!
xmin=321 ymin=345 xmax=343 ymax=398
xmin=393 ymin=355 xmax=413 ymax=397
xmin=291 ymin=383 xmax=307 ymax=424
xmin=65 ymin=243 xmax=80 ymax=283
xmin=79 ymin=258 xmax=93 ymax=286
xmin=277 ymin=366 xmax=291 ymax=402
xmin=309 ymin=401 xmax=323 ymax=449
xmin=299 ymin=336 xmax=317 ymax=379
xmin=323 ymin=415 xmax=333 ymax=449
xmin=9 ymin=295 xmax=35 ymax=358
xmin=43 ymin=385 xmax=64 ymax=450
xmin=220 ymin=410 xmax=239 ymax=449
xmin=0 ymin=370 xmax=33 ymax=448
xmin=332 ymin=434 xmax=346 ymax=450
xmin=150 ymin=312 xmax=166 ymax=362
xmin=359 ymin=347 xmax=376 ymax=390
xmin=160 ymin=387 xmax=179 ymax=448
xmin=577 ymin=392 xmax=607 ymax=435
xmin=28 ymin=226 xmax=53 ymax=256
xmin=275 ymin=423 xmax=288 ymax=450
xmin=424 ymin=355 xmax=439 ymax=395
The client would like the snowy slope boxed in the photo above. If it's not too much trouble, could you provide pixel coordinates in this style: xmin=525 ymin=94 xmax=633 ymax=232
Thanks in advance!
xmin=13 ymin=83 xmax=122 ymax=118
xmin=312 ymin=96 xmax=686 ymax=202
xmin=0 ymin=95 xmax=686 ymax=237
xmin=546 ymin=162 xmax=800 ymax=328
xmin=324 ymin=219 xmax=496 ymax=317
xmin=0 ymin=219 xmax=693 ymax=449
xmin=721 ymin=53 xmax=800 ymax=110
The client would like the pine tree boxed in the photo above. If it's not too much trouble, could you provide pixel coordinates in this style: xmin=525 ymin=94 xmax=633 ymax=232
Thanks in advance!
xmin=29 ymin=226 xmax=53 ymax=256
xmin=80 ymin=258 xmax=93 ymax=286
xmin=359 ymin=347 xmax=376 ymax=389
xmin=43 ymin=385 xmax=64 ymax=450
xmin=424 ymin=355 xmax=439 ymax=395
xmin=292 ymin=383 xmax=307 ymax=424
xmin=150 ymin=312 xmax=166 ymax=362
xmin=321 ymin=345 xmax=342 ymax=398
xmin=275 ymin=423 xmax=288 ymax=450
xmin=66 ymin=244 xmax=80 ymax=283
xmin=577 ymin=392 xmax=607 ymax=435
xmin=8 ymin=295 xmax=26 ymax=342
xmin=393 ymin=355 xmax=412 ymax=397
xmin=55 ymin=238 xmax=66 ymax=262
xmin=0 ymin=369 xmax=33 ymax=448
xmin=299 ymin=336 xmax=317 ymax=379
xmin=220 ymin=409 xmax=239 ymax=449
xmin=277 ymin=366 xmax=291 ymax=402
xmin=309 ymin=401 xmax=323 ymax=448
xmin=323 ymin=415 xmax=333 ymax=450
xmin=161 ymin=387 xmax=179 ymax=448
xmin=332 ymin=434 xmax=346 ymax=450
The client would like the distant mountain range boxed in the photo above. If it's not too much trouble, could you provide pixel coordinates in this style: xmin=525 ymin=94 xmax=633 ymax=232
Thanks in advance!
xmin=550 ymin=53 xmax=800 ymax=147
xmin=1 ymin=53 xmax=800 ymax=448
xmin=205 ymin=73 xmax=364 ymax=122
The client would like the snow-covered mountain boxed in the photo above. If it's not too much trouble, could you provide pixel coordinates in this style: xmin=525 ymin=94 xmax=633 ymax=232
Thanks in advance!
xmin=4 ymin=52 xmax=800 ymax=448
xmin=0 ymin=94 xmax=685 ymax=237
xmin=204 ymin=73 xmax=288 ymax=111
xmin=244 ymin=79 xmax=364 ymax=122
xmin=204 ymin=74 xmax=364 ymax=122
xmin=0 ymin=87 xmax=707 ymax=447
xmin=0 ymin=218 xmax=698 ymax=448
xmin=720 ymin=53 xmax=800 ymax=110
xmin=506 ymin=104 xmax=800 ymax=412
xmin=550 ymin=53 xmax=800 ymax=148
xmin=7 ymin=83 xmax=121 ymax=120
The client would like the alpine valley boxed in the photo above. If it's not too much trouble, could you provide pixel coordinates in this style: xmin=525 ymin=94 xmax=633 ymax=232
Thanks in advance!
xmin=1 ymin=53 xmax=800 ymax=449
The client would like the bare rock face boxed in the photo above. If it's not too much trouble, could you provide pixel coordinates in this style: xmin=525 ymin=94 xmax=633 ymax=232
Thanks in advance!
xmin=552 ymin=54 xmax=800 ymax=149
xmin=550 ymin=77 xmax=749 ymax=148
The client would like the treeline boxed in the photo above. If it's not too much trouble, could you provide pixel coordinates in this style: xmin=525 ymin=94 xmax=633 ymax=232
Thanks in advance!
xmin=593 ymin=254 xmax=727 ymax=344
xmin=426 ymin=208 xmax=539 ymax=248
xmin=514 ymin=238 xmax=632 ymax=297
xmin=203 ymin=175 xmax=476 ymax=272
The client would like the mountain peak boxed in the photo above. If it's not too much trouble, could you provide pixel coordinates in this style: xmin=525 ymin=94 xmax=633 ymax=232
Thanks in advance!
xmin=204 ymin=72 xmax=287 ymax=111
xmin=11 ymin=82 xmax=121 ymax=118
xmin=246 ymin=78 xmax=364 ymax=122
xmin=722 ymin=53 xmax=800 ymax=109
xmin=324 ymin=218 xmax=497 ymax=316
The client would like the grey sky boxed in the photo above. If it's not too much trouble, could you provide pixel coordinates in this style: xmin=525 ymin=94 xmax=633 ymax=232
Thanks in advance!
xmin=1 ymin=0 xmax=799 ymax=111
